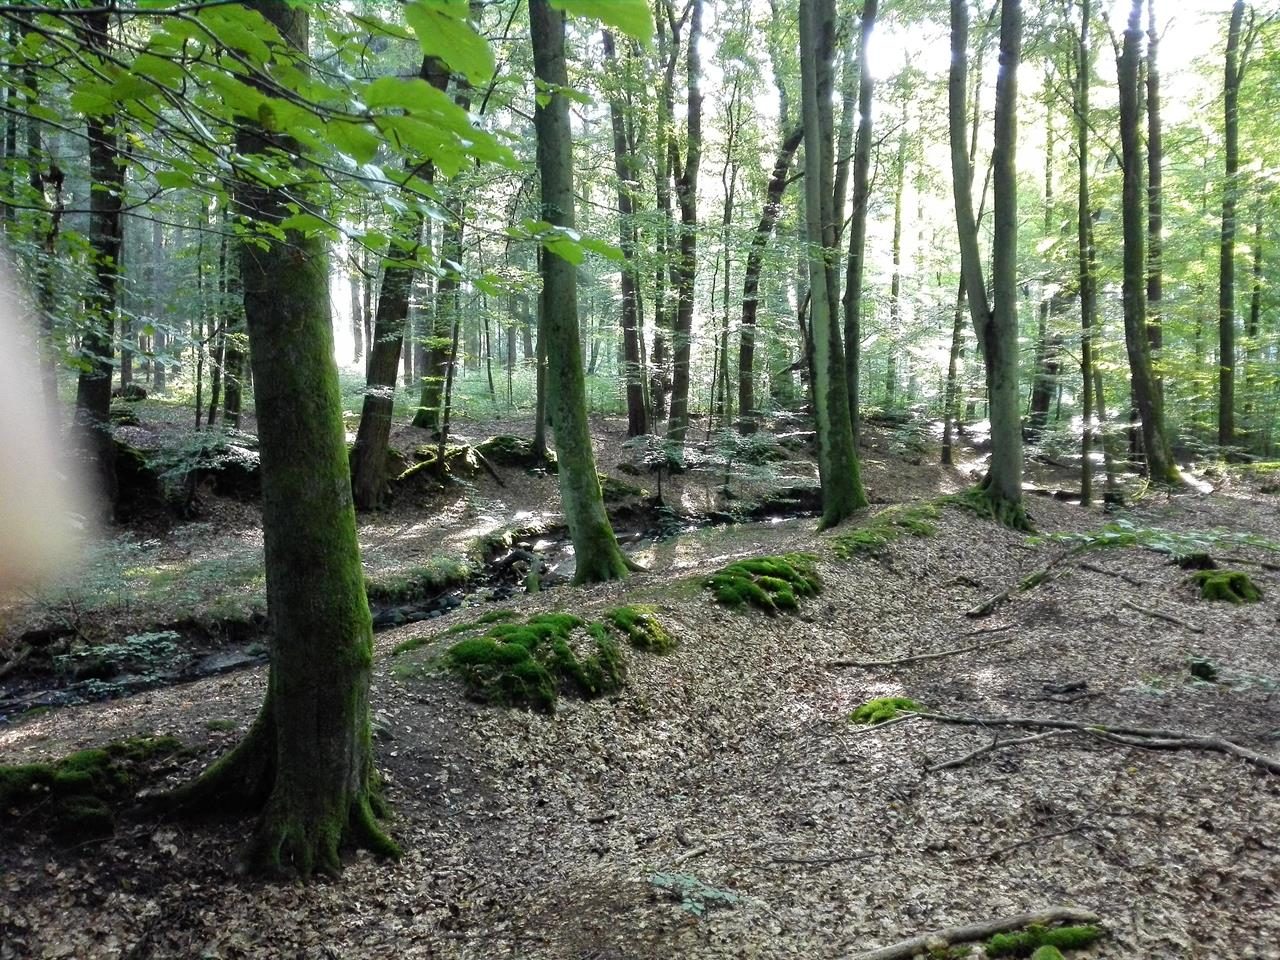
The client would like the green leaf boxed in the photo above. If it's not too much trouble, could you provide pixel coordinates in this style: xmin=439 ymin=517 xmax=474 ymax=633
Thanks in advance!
xmin=549 ymin=0 xmax=654 ymax=45
xmin=155 ymin=170 xmax=195 ymax=190
xmin=403 ymin=0 xmax=494 ymax=85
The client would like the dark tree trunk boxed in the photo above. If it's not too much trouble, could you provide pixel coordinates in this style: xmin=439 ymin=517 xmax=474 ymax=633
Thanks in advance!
xmin=171 ymin=0 xmax=397 ymax=878
xmin=74 ymin=8 xmax=121 ymax=517
xmin=1072 ymin=0 xmax=1098 ymax=506
xmin=738 ymin=125 xmax=803 ymax=434
xmin=529 ymin=0 xmax=633 ymax=582
xmin=1145 ymin=0 xmax=1164 ymax=374
xmin=1218 ymin=0 xmax=1248 ymax=446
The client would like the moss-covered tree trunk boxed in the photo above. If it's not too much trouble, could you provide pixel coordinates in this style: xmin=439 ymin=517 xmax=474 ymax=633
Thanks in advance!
xmin=1073 ymin=0 xmax=1098 ymax=506
xmin=799 ymin=0 xmax=868 ymax=529
xmin=172 ymin=0 xmax=396 ymax=877
xmin=530 ymin=0 xmax=634 ymax=583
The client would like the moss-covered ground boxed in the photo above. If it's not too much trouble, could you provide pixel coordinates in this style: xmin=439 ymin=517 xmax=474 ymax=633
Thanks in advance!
xmin=1191 ymin=569 xmax=1262 ymax=603
xmin=829 ymin=502 xmax=941 ymax=559
xmin=849 ymin=696 xmax=924 ymax=725
xmin=705 ymin=553 xmax=821 ymax=613
xmin=985 ymin=923 xmax=1103 ymax=957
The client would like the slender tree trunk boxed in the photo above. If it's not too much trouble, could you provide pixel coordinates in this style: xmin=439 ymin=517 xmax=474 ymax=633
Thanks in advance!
xmin=1218 ymin=0 xmax=1247 ymax=447
xmin=529 ymin=0 xmax=633 ymax=582
xmin=74 ymin=8 xmax=122 ymax=517
xmin=1073 ymin=0 xmax=1098 ymax=506
xmin=172 ymin=0 xmax=397 ymax=877
xmin=350 ymin=268 xmax=363 ymax=368
xmin=738 ymin=125 xmax=803 ymax=434
xmin=841 ymin=0 xmax=878 ymax=442
xmin=799 ymin=0 xmax=868 ymax=528
xmin=1118 ymin=0 xmax=1178 ymax=482
xmin=885 ymin=121 xmax=907 ymax=407
xmin=1145 ymin=0 xmax=1164 ymax=381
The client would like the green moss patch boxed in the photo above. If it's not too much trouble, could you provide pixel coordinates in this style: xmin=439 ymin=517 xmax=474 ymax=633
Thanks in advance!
xmin=444 ymin=612 xmax=624 ymax=712
xmin=392 ymin=608 xmax=520 ymax=655
xmin=605 ymin=605 xmax=676 ymax=653
xmin=706 ymin=553 xmax=820 ymax=613
xmin=1191 ymin=569 xmax=1262 ymax=603
xmin=849 ymin=696 xmax=923 ymax=725
xmin=365 ymin=556 xmax=472 ymax=604
xmin=474 ymin=435 xmax=556 ymax=471
xmin=944 ymin=486 xmax=1033 ymax=531
xmin=0 ymin=736 xmax=185 ymax=840
xmin=986 ymin=923 xmax=1102 ymax=957
xmin=830 ymin=503 xmax=940 ymax=559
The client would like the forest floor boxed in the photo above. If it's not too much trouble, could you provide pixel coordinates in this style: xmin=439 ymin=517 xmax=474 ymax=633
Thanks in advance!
xmin=1 ymin=411 xmax=1278 ymax=959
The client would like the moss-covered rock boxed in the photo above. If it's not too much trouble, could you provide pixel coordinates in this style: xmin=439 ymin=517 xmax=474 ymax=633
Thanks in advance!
xmin=1029 ymin=948 xmax=1065 ymax=960
xmin=475 ymin=435 xmax=557 ymax=471
xmin=705 ymin=553 xmax=821 ymax=613
xmin=605 ymin=605 xmax=676 ymax=653
xmin=830 ymin=503 xmax=940 ymax=559
xmin=365 ymin=556 xmax=472 ymax=604
xmin=0 ymin=736 xmax=185 ymax=840
xmin=599 ymin=474 xmax=647 ymax=501
xmin=1191 ymin=569 xmax=1261 ymax=603
xmin=849 ymin=696 xmax=923 ymax=725
xmin=985 ymin=923 xmax=1103 ymax=957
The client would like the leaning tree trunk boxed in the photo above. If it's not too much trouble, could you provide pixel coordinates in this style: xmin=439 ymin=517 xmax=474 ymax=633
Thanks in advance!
xmin=840 ymin=0 xmax=878 ymax=443
xmin=1118 ymin=0 xmax=1178 ymax=482
xmin=74 ymin=7 xmax=121 ymax=518
xmin=738 ymin=124 xmax=802 ymax=433
xmin=799 ymin=0 xmax=868 ymax=528
xmin=529 ymin=0 xmax=634 ymax=583
xmin=170 ymin=0 xmax=397 ymax=878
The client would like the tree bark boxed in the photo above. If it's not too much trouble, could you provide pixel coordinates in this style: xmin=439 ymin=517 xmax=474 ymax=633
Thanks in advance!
xmin=1218 ymin=0 xmax=1247 ymax=446
xmin=171 ymin=0 xmax=397 ymax=877
xmin=799 ymin=0 xmax=868 ymax=528
xmin=1145 ymin=0 xmax=1164 ymax=378
xmin=529 ymin=0 xmax=634 ymax=582
xmin=1072 ymin=0 xmax=1098 ymax=506
xmin=1118 ymin=0 xmax=1178 ymax=482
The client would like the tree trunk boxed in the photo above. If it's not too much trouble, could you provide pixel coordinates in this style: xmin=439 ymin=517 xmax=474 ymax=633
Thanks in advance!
xmin=603 ymin=31 xmax=648 ymax=438
xmin=738 ymin=125 xmax=803 ymax=434
xmin=172 ymin=0 xmax=397 ymax=878
xmin=74 ymin=8 xmax=121 ymax=517
xmin=666 ymin=0 xmax=704 ymax=452
xmin=1218 ymin=0 xmax=1247 ymax=447
xmin=350 ymin=269 xmax=363 ymax=368
xmin=885 ymin=120 xmax=906 ymax=408
xmin=841 ymin=0 xmax=877 ymax=443
xmin=1073 ymin=0 xmax=1098 ymax=506
xmin=529 ymin=0 xmax=633 ymax=583
xmin=1118 ymin=0 xmax=1178 ymax=482
xmin=799 ymin=0 xmax=868 ymax=528
xmin=1145 ymin=0 xmax=1164 ymax=380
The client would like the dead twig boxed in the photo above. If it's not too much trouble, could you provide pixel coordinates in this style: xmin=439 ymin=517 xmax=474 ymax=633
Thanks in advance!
xmin=1078 ymin=560 xmax=1144 ymax=585
xmin=925 ymin=729 xmax=1071 ymax=773
xmin=1122 ymin=600 xmax=1203 ymax=634
xmin=952 ymin=820 xmax=1092 ymax=864
xmin=769 ymin=851 xmax=875 ymax=866
xmin=828 ymin=626 xmax=1015 ymax=669
xmin=966 ymin=547 xmax=1077 ymax=618
xmin=908 ymin=712 xmax=1280 ymax=776
xmin=845 ymin=906 xmax=1103 ymax=960
xmin=672 ymin=845 xmax=709 ymax=866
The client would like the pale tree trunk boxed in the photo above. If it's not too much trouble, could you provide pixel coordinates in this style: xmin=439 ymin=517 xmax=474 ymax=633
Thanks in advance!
xmin=1118 ymin=0 xmax=1178 ymax=482
xmin=799 ymin=0 xmax=868 ymax=528
xmin=1145 ymin=0 xmax=1164 ymax=380
xmin=885 ymin=119 xmax=907 ymax=407
xmin=529 ymin=0 xmax=634 ymax=582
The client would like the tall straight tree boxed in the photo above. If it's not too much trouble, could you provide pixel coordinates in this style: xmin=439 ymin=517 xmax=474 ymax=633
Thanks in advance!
xmin=1145 ymin=0 xmax=1164 ymax=371
xmin=529 ymin=0 xmax=636 ymax=582
xmin=948 ymin=0 xmax=1027 ymax=527
xmin=1070 ymin=0 xmax=1099 ymax=506
xmin=171 ymin=0 xmax=398 ymax=876
xmin=74 ymin=6 xmax=122 ymax=517
xmin=841 ymin=0 xmax=877 ymax=442
xmin=665 ymin=0 xmax=703 ymax=451
xmin=1117 ymin=0 xmax=1178 ymax=481
xmin=798 ymin=0 xmax=868 ymax=527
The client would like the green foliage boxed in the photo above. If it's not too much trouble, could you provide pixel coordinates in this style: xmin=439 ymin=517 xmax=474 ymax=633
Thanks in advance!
xmin=0 ymin=736 xmax=184 ymax=840
xmin=1029 ymin=948 xmax=1065 ymax=960
xmin=605 ymin=605 xmax=676 ymax=653
xmin=985 ymin=923 xmax=1102 ymax=957
xmin=829 ymin=503 xmax=940 ymax=559
xmin=54 ymin=630 xmax=181 ymax=690
xmin=1190 ymin=569 xmax=1262 ymax=603
xmin=648 ymin=872 xmax=740 ymax=916
xmin=705 ymin=554 xmax=821 ymax=613
xmin=474 ymin=435 xmax=556 ymax=470
xmin=849 ymin=697 xmax=924 ymax=725
xmin=365 ymin=556 xmax=472 ymax=604
xmin=1036 ymin=518 xmax=1280 ymax=563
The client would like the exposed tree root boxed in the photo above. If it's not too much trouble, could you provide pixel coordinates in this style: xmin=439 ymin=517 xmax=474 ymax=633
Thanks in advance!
xmin=848 ymin=906 xmax=1102 ymax=960
xmin=909 ymin=711 xmax=1280 ymax=776
xmin=925 ymin=729 xmax=1071 ymax=773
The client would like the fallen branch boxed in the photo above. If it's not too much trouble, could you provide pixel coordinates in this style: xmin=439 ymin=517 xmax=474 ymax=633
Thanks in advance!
xmin=952 ymin=819 xmax=1092 ymax=864
xmin=769 ymin=851 xmax=875 ymax=866
xmin=909 ymin=712 xmax=1280 ymax=776
xmin=925 ymin=729 xmax=1070 ymax=773
xmin=846 ymin=906 xmax=1102 ymax=960
xmin=966 ymin=547 xmax=1076 ymax=618
xmin=828 ymin=626 xmax=1015 ymax=669
xmin=1078 ymin=560 xmax=1144 ymax=585
xmin=672 ymin=845 xmax=709 ymax=866
xmin=1122 ymin=600 xmax=1204 ymax=634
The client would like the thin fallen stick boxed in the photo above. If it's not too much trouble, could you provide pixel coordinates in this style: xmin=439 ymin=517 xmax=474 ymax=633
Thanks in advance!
xmin=846 ymin=714 xmax=920 ymax=738
xmin=952 ymin=820 xmax=1092 ymax=864
xmin=910 ymin=712 xmax=1280 ymax=776
xmin=1122 ymin=600 xmax=1204 ymax=633
xmin=966 ymin=547 xmax=1077 ymax=618
xmin=769 ymin=851 xmax=875 ymax=866
xmin=828 ymin=627 xmax=1015 ymax=669
xmin=672 ymin=845 xmax=709 ymax=866
xmin=925 ymin=729 xmax=1070 ymax=773
xmin=1078 ymin=560 xmax=1144 ymax=585
xmin=845 ymin=906 xmax=1103 ymax=960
